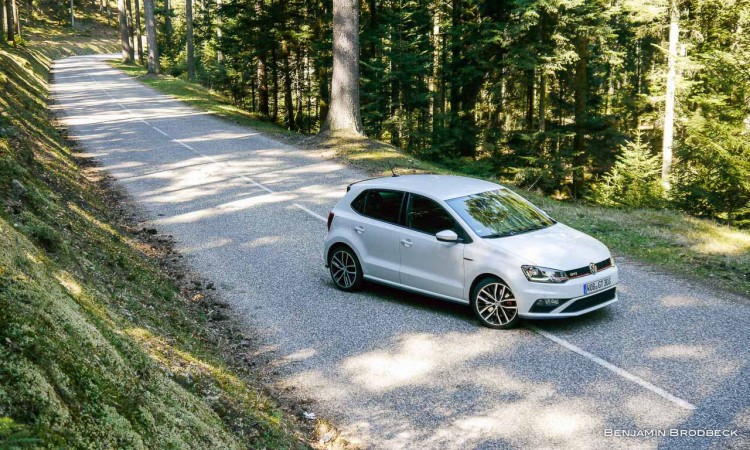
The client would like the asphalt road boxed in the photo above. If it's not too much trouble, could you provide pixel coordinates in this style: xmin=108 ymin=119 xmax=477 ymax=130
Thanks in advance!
xmin=53 ymin=54 xmax=750 ymax=449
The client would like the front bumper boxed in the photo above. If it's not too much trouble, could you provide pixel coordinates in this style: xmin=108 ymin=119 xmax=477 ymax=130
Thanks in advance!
xmin=517 ymin=266 xmax=619 ymax=318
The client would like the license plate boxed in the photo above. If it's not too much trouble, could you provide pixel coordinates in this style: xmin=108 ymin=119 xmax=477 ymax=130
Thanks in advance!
xmin=584 ymin=276 xmax=611 ymax=295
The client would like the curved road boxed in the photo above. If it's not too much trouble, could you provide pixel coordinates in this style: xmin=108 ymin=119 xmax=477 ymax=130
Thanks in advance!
xmin=53 ymin=55 xmax=750 ymax=449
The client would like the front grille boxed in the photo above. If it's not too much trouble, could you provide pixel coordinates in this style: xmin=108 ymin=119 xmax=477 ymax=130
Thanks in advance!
xmin=562 ymin=287 xmax=617 ymax=313
xmin=565 ymin=258 xmax=613 ymax=279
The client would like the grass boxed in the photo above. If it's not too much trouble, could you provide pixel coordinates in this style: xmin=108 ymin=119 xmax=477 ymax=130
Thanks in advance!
xmin=1 ymin=18 xmax=311 ymax=450
xmin=111 ymin=62 xmax=297 ymax=136
xmin=108 ymin=62 xmax=750 ymax=298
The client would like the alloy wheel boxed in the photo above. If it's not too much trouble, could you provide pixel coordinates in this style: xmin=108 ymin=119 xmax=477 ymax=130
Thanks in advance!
xmin=330 ymin=249 xmax=358 ymax=289
xmin=475 ymin=282 xmax=518 ymax=327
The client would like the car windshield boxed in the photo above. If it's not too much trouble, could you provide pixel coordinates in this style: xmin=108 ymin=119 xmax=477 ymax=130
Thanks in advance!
xmin=446 ymin=189 xmax=555 ymax=238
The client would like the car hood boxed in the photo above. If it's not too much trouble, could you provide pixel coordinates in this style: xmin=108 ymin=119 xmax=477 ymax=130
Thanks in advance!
xmin=485 ymin=223 xmax=610 ymax=269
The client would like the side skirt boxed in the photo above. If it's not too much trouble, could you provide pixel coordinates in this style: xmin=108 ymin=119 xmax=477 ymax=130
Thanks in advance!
xmin=363 ymin=275 xmax=470 ymax=305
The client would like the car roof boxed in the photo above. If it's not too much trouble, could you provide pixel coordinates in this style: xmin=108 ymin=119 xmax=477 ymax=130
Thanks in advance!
xmin=354 ymin=174 xmax=502 ymax=200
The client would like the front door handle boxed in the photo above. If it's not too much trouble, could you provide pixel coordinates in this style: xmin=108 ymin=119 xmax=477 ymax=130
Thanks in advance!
xmin=401 ymin=239 xmax=413 ymax=248
xmin=354 ymin=226 xmax=365 ymax=234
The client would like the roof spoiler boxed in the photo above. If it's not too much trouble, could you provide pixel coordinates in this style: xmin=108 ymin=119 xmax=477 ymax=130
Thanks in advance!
xmin=346 ymin=177 xmax=378 ymax=192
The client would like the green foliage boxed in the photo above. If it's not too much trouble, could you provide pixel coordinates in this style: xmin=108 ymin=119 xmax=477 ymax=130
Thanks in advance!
xmin=35 ymin=0 xmax=71 ymax=25
xmin=18 ymin=211 xmax=64 ymax=253
xmin=671 ymin=116 xmax=750 ymax=225
xmin=0 ymin=417 xmax=40 ymax=448
xmin=152 ymin=0 xmax=748 ymax=225
xmin=1 ymin=24 xmax=308 ymax=450
xmin=593 ymin=132 xmax=665 ymax=208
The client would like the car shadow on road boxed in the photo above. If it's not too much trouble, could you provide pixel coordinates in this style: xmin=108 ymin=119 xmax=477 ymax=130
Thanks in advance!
xmin=350 ymin=280 xmax=478 ymax=325
xmin=346 ymin=277 xmax=617 ymax=333
xmin=524 ymin=306 xmax=616 ymax=332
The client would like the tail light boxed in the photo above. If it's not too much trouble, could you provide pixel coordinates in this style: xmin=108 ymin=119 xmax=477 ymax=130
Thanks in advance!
xmin=327 ymin=211 xmax=335 ymax=231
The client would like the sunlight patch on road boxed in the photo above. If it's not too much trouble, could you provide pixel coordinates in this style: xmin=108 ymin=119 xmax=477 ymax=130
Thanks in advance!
xmin=342 ymin=332 xmax=508 ymax=392
xmin=647 ymin=344 xmax=714 ymax=361
xmin=155 ymin=193 xmax=295 ymax=225
xmin=660 ymin=295 xmax=697 ymax=307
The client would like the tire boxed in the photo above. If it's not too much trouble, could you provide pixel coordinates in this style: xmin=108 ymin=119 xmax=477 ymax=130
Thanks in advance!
xmin=471 ymin=277 xmax=520 ymax=329
xmin=328 ymin=246 xmax=365 ymax=292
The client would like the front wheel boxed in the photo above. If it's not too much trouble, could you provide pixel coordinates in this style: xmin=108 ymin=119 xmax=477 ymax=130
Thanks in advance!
xmin=328 ymin=246 xmax=365 ymax=292
xmin=471 ymin=277 xmax=520 ymax=329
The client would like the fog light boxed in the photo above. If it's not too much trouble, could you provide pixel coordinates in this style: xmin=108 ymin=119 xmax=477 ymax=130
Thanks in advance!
xmin=530 ymin=297 xmax=569 ymax=313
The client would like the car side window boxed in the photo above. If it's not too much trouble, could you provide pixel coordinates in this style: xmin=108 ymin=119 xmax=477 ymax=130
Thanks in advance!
xmin=352 ymin=189 xmax=405 ymax=224
xmin=407 ymin=194 xmax=460 ymax=235
xmin=351 ymin=191 xmax=367 ymax=213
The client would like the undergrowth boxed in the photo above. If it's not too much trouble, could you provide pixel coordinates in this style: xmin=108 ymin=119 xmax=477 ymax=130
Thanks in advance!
xmin=1 ymin=19 xmax=309 ymax=450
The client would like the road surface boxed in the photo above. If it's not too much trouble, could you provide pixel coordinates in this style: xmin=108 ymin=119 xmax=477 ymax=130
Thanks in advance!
xmin=53 ymin=54 xmax=750 ymax=449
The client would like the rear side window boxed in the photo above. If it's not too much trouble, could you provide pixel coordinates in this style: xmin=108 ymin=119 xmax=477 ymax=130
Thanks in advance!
xmin=351 ymin=191 xmax=367 ymax=213
xmin=407 ymin=194 xmax=460 ymax=235
xmin=351 ymin=189 xmax=404 ymax=224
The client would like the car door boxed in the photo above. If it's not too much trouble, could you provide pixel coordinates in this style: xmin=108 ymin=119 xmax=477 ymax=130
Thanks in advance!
xmin=349 ymin=189 xmax=405 ymax=283
xmin=399 ymin=193 xmax=466 ymax=299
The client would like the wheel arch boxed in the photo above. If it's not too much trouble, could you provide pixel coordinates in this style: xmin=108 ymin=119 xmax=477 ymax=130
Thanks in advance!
xmin=469 ymin=273 xmax=510 ymax=298
xmin=326 ymin=241 xmax=364 ymax=269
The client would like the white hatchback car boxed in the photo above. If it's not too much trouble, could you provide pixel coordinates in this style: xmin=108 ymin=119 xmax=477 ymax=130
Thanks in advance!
xmin=323 ymin=175 xmax=618 ymax=329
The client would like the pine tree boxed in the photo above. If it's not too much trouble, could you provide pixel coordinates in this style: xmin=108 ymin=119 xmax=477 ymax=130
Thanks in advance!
xmin=595 ymin=132 xmax=664 ymax=208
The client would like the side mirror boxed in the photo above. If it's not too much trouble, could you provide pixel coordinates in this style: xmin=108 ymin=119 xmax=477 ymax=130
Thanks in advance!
xmin=436 ymin=230 xmax=460 ymax=243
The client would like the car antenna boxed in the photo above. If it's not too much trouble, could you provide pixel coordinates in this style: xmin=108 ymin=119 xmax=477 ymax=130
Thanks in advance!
xmin=388 ymin=162 xmax=399 ymax=177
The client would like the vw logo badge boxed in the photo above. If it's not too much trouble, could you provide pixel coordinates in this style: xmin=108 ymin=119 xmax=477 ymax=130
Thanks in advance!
xmin=589 ymin=263 xmax=598 ymax=274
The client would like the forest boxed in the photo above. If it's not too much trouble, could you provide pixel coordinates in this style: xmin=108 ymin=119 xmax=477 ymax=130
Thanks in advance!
xmin=6 ymin=0 xmax=750 ymax=227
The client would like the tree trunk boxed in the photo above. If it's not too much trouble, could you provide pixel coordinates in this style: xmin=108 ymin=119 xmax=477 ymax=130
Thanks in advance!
xmin=117 ymin=0 xmax=132 ymax=62
xmin=5 ymin=0 xmax=14 ymax=42
xmin=1 ymin=0 xmax=5 ymax=40
xmin=258 ymin=54 xmax=269 ymax=116
xmin=431 ymin=0 xmax=443 ymax=133
xmin=525 ymin=68 xmax=534 ymax=130
xmin=321 ymin=0 xmax=364 ymax=135
xmin=11 ymin=0 xmax=18 ymax=37
xmin=125 ymin=0 xmax=135 ymax=61
xmin=271 ymin=45 xmax=279 ymax=122
xmin=143 ymin=0 xmax=159 ymax=74
xmin=572 ymin=34 xmax=588 ymax=197
xmin=186 ymin=0 xmax=195 ymax=80
xmin=448 ymin=0 xmax=460 ymax=124
xmin=70 ymin=0 xmax=75 ymax=27
xmin=538 ymin=72 xmax=546 ymax=132
xmin=282 ymin=41 xmax=295 ymax=130
xmin=389 ymin=19 xmax=400 ymax=146
xmin=216 ymin=0 xmax=223 ymax=62
xmin=164 ymin=0 xmax=172 ymax=55
xmin=134 ymin=0 xmax=143 ymax=64
xmin=661 ymin=0 xmax=679 ymax=189
xmin=317 ymin=64 xmax=328 ymax=125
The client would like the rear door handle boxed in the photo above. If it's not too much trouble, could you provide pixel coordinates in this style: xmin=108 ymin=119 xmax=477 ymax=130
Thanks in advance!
xmin=401 ymin=239 xmax=413 ymax=248
xmin=354 ymin=226 xmax=365 ymax=234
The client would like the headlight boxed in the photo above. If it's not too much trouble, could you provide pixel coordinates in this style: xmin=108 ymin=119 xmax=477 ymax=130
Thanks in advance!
xmin=521 ymin=265 xmax=569 ymax=283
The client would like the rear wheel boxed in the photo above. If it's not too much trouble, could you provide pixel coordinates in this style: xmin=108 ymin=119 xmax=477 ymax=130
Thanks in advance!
xmin=328 ymin=246 xmax=364 ymax=291
xmin=471 ymin=277 xmax=520 ymax=329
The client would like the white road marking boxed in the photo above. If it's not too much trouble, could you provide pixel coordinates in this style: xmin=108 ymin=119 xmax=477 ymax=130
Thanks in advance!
xmin=174 ymin=139 xmax=196 ymax=151
xmin=293 ymin=203 xmax=327 ymax=222
xmin=529 ymin=326 xmax=696 ymax=410
xmin=80 ymin=68 xmax=324 ymax=223
xmin=152 ymin=126 xmax=169 ymax=137
xmin=80 ymin=62 xmax=696 ymax=412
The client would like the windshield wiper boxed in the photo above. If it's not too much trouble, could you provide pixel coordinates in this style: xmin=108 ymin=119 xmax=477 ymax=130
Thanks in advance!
xmin=484 ymin=225 xmax=549 ymax=239
xmin=484 ymin=232 xmax=517 ymax=239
